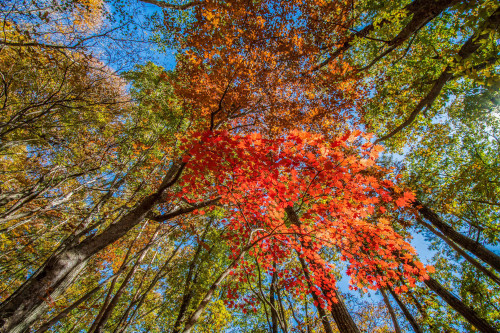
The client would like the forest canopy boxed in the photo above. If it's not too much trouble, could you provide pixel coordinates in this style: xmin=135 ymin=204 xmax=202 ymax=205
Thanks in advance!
xmin=0 ymin=0 xmax=499 ymax=332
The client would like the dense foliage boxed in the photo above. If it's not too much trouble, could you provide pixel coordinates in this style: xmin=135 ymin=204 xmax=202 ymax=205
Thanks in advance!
xmin=0 ymin=0 xmax=498 ymax=332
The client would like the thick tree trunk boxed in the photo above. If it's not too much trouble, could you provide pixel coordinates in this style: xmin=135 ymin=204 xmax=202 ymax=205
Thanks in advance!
xmin=387 ymin=287 xmax=423 ymax=333
xmin=0 ymin=162 xmax=185 ymax=332
xmin=415 ymin=200 xmax=500 ymax=274
xmin=328 ymin=288 xmax=360 ymax=333
xmin=286 ymin=207 xmax=360 ymax=333
xmin=424 ymin=276 xmax=497 ymax=333
xmin=2 ymin=259 xmax=89 ymax=333
xmin=381 ymin=288 xmax=403 ymax=333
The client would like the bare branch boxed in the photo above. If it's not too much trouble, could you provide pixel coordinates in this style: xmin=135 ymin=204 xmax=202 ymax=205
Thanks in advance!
xmin=138 ymin=0 xmax=202 ymax=10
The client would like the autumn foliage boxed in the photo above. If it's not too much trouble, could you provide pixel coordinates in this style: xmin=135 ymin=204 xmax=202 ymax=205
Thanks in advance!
xmin=175 ymin=129 xmax=429 ymax=310
xmin=170 ymin=0 xmax=364 ymax=136
xmin=1 ymin=0 xmax=499 ymax=332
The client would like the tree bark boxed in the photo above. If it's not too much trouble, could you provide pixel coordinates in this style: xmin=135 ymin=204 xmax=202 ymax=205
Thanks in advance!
xmin=88 ymin=276 xmax=119 ymax=333
xmin=387 ymin=287 xmax=423 ymax=333
xmin=88 ymin=227 xmax=148 ymax=333
xmin=0 ymin=162 xmax=186 ymax=333
xmin=424 ymin=275 xmax=497 ymax=333
xmin=375 ymin=7 xmax=500 ymax=143
xmin=181 ymin=245 xmax=250 ymax=333
xmin=415 ymin=200 xmax=500 ymax=274
xmin=172 ymin=224 xmax=211 ymax=333
xmin=276 ymin=288 xmax=288 ymax=332
xmin=91 ymin=238 xmax=153 ymax=333
xmin=313 ymin=0 xmax=460 ymax=72
xmin=417 ymin=217 xmax=500 ymax=286
xmin=286 ymin=207 xmax=360 ymax=333
xmin=35 ymin=286 xmax=100 ymax=333
xmin=114 ymin=243 xmax=181 ymax=333
xmin=269 ymin=266 xmax=279 ymax=333
xmin=381 ymin=288 xmax=403 ymax=333
xmin=297 ymin=256 xmax=335 ymax=333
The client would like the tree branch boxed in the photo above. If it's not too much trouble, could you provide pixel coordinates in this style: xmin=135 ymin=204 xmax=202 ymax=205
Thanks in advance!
xmin=375 ymin=7 xmax=500 ymax=143
xmin=138 ymin=0 xmax=202 ymax=10
xmin=149 ymin=197 xmax=221 ymax=222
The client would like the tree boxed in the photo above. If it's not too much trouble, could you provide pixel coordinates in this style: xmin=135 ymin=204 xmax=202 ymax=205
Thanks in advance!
xmin=1 ymin=0 xmax=499 ymax=332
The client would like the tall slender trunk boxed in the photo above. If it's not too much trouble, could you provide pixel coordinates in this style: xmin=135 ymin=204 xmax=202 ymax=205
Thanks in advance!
xmin=114 ymin=243 xmax=182 ymax=333
xmin=108 ymin=250 xmax=158 ymax=333
xmin=88 ymin=227 xmax=147 ymax=333
xmin=67 ymin=294 xmax=103 ymax=333
xmin=181 ymin=245 xmax=251 ymax=333
xmin=0 ymin=162 xmax=185 ymax=333
xmin=386 ymin=287 xmax=423 ymax=333
xmin=269 ymin=266 xmax=279 ymax=333
xmin=313 ymin=0 xmax=460 ymax=72
xmin=305 ymin=298 xmax=311 ymax=333
xmin=381 ymin=288 xmax=403 ymax=333
xmin=403 ymin=284 xmax=438 ymax=331
xmin=172 ymin=221 xmax=212 ymax=333
xmin=92 ymin=265 xmax=141 ymax=333
xmin=88 ymin=277 xmax=119 ymax=333
xmin=91 ymin=238 xmax=154 ymax=333
xmin=375 ymin=7 xmax=500 ymax=143
xmin=285 ymin=207 xmax=360 ymax=333
xmin=297 ymin=256 xmax=334 ymax=333
xmin=276 ymin=287 xmax=288 ymax=332
xmin=415 ymin=200 xmax=500 ymax=274
xmin=417 ymin=217 xmax=500 ymax=286
xmin=424 ymin=275 xmax=497 ymax=333
xmin=35 ymin=286 xmax=101 ymax=333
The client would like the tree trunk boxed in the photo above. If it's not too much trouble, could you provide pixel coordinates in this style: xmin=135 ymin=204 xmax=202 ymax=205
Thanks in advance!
xmin=424 ymin=275 xmax=497 ymax=333
xmin=88 ymin=276 xmax=119 ymax=333
xmin=297 ymin=256 xmax=335 ymax=333
xmin=269 ymin=267 xmax=279 ymax=333
xmin=418 ymin=217 xmax=500 ymax=286
xmin=114 ymin=243 xmax=181 ymax=333
xmin=375 ymin=7 xmax=500 ymax=143
xmin=313 ymin=0 xmax=459 ymax=71
xmin=276 ymin=288 xmax=288 ymax=332
xmin=386 ymin=287 xmax=423 ymax=333
xmin=35 ymin=286 xmax=100 ymax=333
xmin=1 ymin=259 xmax=89 ymax=333
xmin=89 ymin=227 xmax=147 ymax=333
xmin=381 ymin=288 xmax=403 ymax=333
xmin=172 ymin=249 xmax=203 ymax=332
xmin=91 ymin=242 xmax=152 ymax=333
xmin=0 ymin=162 xmax=185 ymax=333
xmin=328 ymin=288 xmax=360 ymax=333
xmin=415 ymin=200 xmax=500 ymax=274
xmin=286 ymin=207 xmax=360 ymax=333
xmin=181 ymin=245 xmax=250 ymax=333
